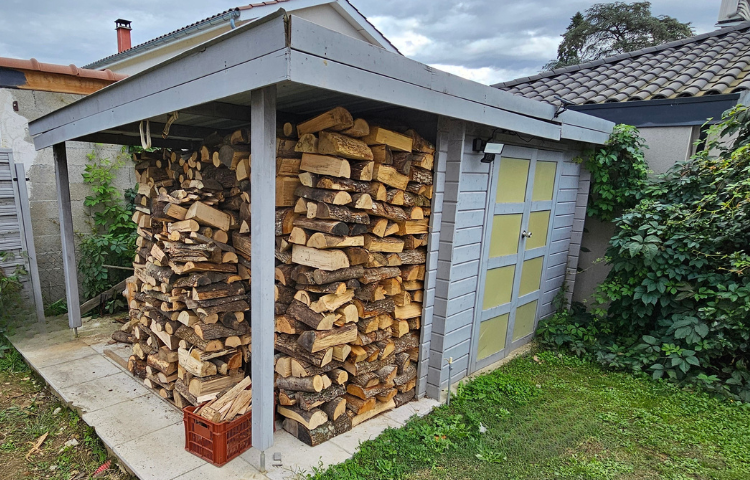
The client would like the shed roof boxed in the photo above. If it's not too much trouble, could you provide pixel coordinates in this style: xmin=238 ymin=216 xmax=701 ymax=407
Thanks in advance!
xmin=495 ymin=21 xmax=750 ymax=105
xmin=29 ymin=10 xmax=613 ymax=151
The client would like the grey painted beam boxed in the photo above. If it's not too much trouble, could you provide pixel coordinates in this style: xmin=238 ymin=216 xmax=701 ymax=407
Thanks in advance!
xmin=29 ymin=13 xmax=287 ymax=138
xmin=288 ymin=50 xmax=562 ymax=142
xmin=13 ymin=163 xmax=45 ymax=323
xmin=288 ymin=16 xmax=557 ymax=122
xmin=32 ymin=51 xmax=289 ymax=150
xmin=53 ymin=143 xmax=82 ymax=330
xmin=75 ymin=134 xmax=195 ymax=151
xmin=182 ymin=102 xmax=253 ymax=123
xmin=250 ymin=85 xmax=276 ymax=452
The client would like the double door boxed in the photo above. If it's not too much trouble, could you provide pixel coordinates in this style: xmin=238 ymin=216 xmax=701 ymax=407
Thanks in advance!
xmin=470 ymin=147 xmax=562 ymax=371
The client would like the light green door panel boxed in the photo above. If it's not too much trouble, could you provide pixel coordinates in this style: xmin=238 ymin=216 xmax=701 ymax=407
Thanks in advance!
xmin=496 ymin=158 xmax=530 ymax=204
xmin=513 ymin=301 xmax=538 ymax=341
xmin=482 ymin=265 xmax=515 ymax=309
xmin=478 ymin=314 xmax=509 ymax=360
xmin=519 ymin=256 xmax=544 ymax=296
xmin=489 ymin=214 xmax=522 ymax=257
xmin=532 ymin=161 xmax=557 ymax=201
xmin=525 ymin=210 xmax=551 ymax=250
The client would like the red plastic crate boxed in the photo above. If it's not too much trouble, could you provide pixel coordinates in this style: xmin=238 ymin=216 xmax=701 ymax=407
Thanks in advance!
xmin=183 ymin=405 xmax=253 ymax=467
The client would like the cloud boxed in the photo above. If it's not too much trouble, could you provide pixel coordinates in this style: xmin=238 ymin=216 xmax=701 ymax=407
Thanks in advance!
xmin=0 ymin=0 xmax=724 ymax=85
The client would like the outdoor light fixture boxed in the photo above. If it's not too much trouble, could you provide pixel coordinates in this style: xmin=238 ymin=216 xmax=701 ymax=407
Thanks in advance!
xmin=473 ymin=138 xmax=504 ymax=163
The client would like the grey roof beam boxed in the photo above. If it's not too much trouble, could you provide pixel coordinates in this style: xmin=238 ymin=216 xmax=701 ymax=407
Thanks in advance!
xmin=29 ymin=12 xmax=289 ymax=144
xmin=31 ymin=50 xmax=289 ymax=150
xmin=108 ymin=122 xmax=231 ymax=141
xmin=76 ymin=133 xmax=196 ymax=150
xmin=288 ymin=49 xmax=563 ymax=142
xmin=181 ymin=102 xmax=252 ymax=123
xmin=287 ymin=16 xmax=560 ymax=125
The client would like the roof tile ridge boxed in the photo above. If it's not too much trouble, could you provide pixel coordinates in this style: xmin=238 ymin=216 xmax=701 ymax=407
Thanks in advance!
xmin=494 ymin=21 xmax=750 ymax=89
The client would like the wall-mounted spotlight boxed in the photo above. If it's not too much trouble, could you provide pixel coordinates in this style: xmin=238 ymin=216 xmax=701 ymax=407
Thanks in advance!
xmin=472 ymin=138 xmax=504 ymax=163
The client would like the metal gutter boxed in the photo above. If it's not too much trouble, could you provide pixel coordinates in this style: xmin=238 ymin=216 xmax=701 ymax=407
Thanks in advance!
xmin=569 ymin=94 xmax=741 ymax=127
xmin=82 ymin=10 xmax=241 ymax=70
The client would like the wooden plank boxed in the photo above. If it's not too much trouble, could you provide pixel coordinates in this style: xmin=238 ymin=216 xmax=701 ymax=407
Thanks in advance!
xmin=13 ymin=163 xmax=45 ymax=322
xmin=53 ymin=143 xmax=81 ymax=329
xmin=250 ymin=85 xmax=276 ymax=452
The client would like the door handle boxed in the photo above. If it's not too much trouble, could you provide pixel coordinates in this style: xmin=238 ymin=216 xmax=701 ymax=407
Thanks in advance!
xmin=521 ymin=231 xmax=533 ymax=239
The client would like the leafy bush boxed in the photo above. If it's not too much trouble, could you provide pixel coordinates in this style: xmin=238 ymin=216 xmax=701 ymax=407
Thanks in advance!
xmin=580 ymin=124 xmax=649 ymax=221
xmin=77 ymin=148 xmax=137 ymax=301
xmin=542 ymin=106 xmax=750 ymax=402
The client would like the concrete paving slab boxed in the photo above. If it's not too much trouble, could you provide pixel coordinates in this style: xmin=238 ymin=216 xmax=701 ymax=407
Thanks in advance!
xmin=328 ymin=413 xmax=397 ymax=455
xmin=241 ymin=430 xmax=351 ymax=480
xmin=18 ymin=339 xmax=99 ymax=369
xmin=116 ymin=423 xmax=207 ymax=480
xmin=82 ymin=394 xmax=183 ymax=448
xmin=384 ymin=398 xmax=440 ymax=424
xmin=176 ymin=457 xmax=265 ymax=480
xmin=59 ymin=371 xmax=151 ymax=414
xmin=37 ymin=353 xmax=121 ymax=391
xmin=7 ymin=315 xmax=447 ymax=480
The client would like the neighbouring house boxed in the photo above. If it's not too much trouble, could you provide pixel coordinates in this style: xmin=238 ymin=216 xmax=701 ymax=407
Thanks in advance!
xmin=495 ymin=0 xmax=750 ymax=303
xmin=0 ymin=57 xmax=128 ymax=305
xmin=83 ymin=0 xmax=398 ymax=75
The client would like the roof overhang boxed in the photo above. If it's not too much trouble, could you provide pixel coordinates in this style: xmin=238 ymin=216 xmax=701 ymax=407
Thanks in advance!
xmin=29 ymin=11 xmax=614 ymax=151
xmin=569 ymin=94 xmax=741 ymax=128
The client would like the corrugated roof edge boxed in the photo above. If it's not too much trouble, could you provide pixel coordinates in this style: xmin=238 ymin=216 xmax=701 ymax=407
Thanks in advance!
xmin=0 ymin=57 xmax=127 ymax=81
xmin=494 ymin=20 xmax=750 ymax=89
xmin=82 ymin=8 xmax=243 ymax=70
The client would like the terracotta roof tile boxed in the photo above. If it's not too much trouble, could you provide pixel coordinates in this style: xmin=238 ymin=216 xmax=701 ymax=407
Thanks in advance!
xmin=0 ymin=57 xmax=126 ymax=81
xmin=496 ymin=21 xmax=750 ymax=105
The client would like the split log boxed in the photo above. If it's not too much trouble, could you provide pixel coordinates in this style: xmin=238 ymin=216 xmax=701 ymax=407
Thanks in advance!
xmin=277 ymin=406 xmax=328 ymax=430
xmin=300 ymin=154 xmax=351 ymax=178
xmin=297 ymin=324 xmax=358 ymax=353
xmin=295 ymin=186 xmax=352 ymax=205
xmin=276 ymin=375 xmax=324 ymax=393
xmin=318 ymin=131 xmax=374 ymax=161
xmin=297 ymin=107 xmax=354 ymax=136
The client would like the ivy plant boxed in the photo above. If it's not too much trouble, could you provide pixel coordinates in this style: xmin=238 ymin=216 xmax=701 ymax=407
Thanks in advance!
xmin=540 ymin=106 xmax=750 ymax=402
xmin=78 ymin=148 xmax=137 ymax=302
xmin=579 ymin=124 xmax=649 ymax=221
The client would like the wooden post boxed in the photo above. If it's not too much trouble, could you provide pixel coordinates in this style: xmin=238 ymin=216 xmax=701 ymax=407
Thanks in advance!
xmin=53 ymin=143 xmax=82 ymax=330
xmin=14 ymin=163 xmax=45 ymax=323
xmin=251 ymin=85 xmax=276 ymax=453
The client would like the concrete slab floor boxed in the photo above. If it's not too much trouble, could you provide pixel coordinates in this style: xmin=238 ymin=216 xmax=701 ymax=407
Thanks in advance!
xmin=7 ymin=315 xmax=441 ymax=480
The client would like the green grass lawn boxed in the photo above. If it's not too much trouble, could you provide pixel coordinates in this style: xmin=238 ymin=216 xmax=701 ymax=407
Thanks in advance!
xmin=310 ymin=350 xmax=750 ymax=480
xmin=0 ymin=337 xmax=134 ymax=480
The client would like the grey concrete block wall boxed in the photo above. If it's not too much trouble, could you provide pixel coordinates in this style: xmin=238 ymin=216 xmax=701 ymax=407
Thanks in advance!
xmin=0 ymin=88 xmax=136 ymax=302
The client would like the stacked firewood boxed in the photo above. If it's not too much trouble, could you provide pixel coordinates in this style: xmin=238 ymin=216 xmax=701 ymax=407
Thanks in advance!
xmin=272 ymin=107 xmax=433 ymax=446
xmin=122 ymin=136 xmax=254 ymax=409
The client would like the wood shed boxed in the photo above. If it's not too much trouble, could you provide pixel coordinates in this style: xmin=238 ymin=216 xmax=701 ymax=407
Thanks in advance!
xmin=27 ymin=9 xmax=613 ymax=458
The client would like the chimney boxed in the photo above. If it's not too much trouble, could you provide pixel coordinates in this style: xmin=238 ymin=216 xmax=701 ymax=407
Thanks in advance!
xmin=115 ymin=19 xmax=132 ymax=53
xmin=717 ymin=0 xmax=750 ymax=27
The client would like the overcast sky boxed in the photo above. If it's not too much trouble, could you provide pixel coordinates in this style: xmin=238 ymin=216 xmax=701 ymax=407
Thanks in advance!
xmin=0 ymin=0 xmax=722 ymax=85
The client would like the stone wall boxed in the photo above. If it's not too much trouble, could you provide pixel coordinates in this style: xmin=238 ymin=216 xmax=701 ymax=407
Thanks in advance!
xmin=0 ymin=88 xmax=136 ymax=302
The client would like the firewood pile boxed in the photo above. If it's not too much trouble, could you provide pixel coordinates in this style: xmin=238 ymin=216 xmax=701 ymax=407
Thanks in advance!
xmin=121 ymin=131 xmax=253 ymax=409
xmin=115 ymin=105 xmax=434 ymax=447
xmin=272 ymin=107 xmax=433 ymax=446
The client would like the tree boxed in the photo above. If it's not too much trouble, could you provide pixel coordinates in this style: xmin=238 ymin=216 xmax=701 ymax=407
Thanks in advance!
xmin=543 ymin=2 xmax=694 ymax=71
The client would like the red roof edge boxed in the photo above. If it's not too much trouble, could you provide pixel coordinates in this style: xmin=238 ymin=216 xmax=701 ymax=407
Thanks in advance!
xmin=0 ymin=57 xmax=128 ymax=82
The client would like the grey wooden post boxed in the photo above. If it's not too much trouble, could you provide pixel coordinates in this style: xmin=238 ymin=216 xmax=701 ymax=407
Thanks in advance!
xmin=250 ymin=85 xmax=276 ymax=458
xmin=14 ymin=163 xmax=45 ymax=323
xmin=52 ymin=143 xmax=82 ymax=330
